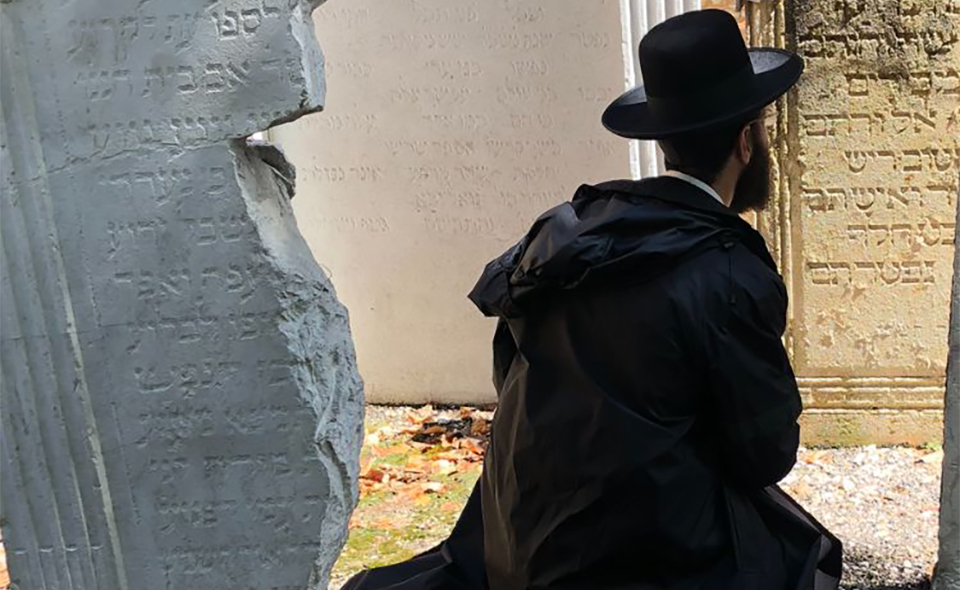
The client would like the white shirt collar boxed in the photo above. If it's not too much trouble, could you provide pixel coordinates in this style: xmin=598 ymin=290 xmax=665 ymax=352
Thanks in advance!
xmin=662 ymin=170 xmax=726 ymax=207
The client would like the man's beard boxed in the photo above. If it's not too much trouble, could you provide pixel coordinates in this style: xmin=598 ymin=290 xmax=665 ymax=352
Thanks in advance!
xmin=729 ymin=124 xmax=771 ymax=214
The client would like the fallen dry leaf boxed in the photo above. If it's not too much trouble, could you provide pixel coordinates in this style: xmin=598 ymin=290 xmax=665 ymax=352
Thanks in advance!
xmin=470 ymin=419 xmax=491 ymax=437
xmin=459 ymin=438 xmax=486 ymax=457
xmin=358 ymin=456 xmax=373 ymax=473
xmin=407 ymin=405 xmax=436 ymax=424
xmin=792 ymin=481 xmax=813 ymax=500
xmin=361 ymin=467 xmax=387 ymax=483
xmin=801 ymin=450 xmax=833 ymax=465
xmin=396 ymin=485 xmax=422 ymax=502
xmin=356 ymin=406 xmax=492 ymax=505
xmin=404 ymin=454 xmax=429 ymax=468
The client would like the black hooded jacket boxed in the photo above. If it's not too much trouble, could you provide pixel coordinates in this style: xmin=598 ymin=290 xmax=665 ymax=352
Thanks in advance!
xmin=342 ymin=177 xmax=841 ymax=590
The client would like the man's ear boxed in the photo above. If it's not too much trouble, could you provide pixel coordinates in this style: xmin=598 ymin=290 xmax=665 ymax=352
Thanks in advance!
xmin=736 ymin=123 xmax=753 ymax=166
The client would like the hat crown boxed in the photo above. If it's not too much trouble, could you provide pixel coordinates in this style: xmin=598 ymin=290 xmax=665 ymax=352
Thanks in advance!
xmin=639 ymin=10 xmax=750 ymax=99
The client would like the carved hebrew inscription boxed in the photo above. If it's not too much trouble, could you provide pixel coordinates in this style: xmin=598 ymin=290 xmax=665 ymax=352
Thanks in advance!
xmin=271 ymin=0 xmax=629 ymax=402
xmin=794 ymin=0 xmax=959 ymax=376
xmin=1 ymin=1 xmax=362 ymax=589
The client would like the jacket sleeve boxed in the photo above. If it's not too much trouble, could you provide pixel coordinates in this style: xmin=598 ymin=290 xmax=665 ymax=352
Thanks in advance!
xmin=492 ymin=318 xmax=517 ymax=397
xmin=704 ymin=272 xmax=801 ymax=490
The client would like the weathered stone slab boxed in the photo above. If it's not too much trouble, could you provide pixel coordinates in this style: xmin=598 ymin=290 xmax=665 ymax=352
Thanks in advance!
xmin=271 ymin=0 xmax=631 ymax=404
xmin=751 ymin=0 xmax=958 ymax=437
xmin=0 ymin=1 xmax=363 ymax=589
xmin=934 ymin=184 xmax=960 ymax=590
xmin=793 ymin=0 xmax=958 ymax=376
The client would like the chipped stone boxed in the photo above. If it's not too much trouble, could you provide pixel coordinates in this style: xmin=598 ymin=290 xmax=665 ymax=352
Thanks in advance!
xmin=0 ymin=1 xmax=363 ymax=588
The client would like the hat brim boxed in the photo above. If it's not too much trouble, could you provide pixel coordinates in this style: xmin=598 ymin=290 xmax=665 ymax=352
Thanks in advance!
xmin=602 ymin=49 xmax=803 ymax=140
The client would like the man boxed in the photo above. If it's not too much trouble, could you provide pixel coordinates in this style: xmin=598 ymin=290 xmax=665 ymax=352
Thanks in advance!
xmin=343 ymin=9 xmax=842 ymax=590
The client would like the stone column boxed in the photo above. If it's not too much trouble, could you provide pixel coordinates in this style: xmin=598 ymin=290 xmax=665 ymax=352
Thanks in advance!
xmin=0 ymin=1 xmax=363 ymax=589
xmin=934 ymin=181 xmax=960 ymax=590
xmin=617 ymin=0 xmax=701 ymax=179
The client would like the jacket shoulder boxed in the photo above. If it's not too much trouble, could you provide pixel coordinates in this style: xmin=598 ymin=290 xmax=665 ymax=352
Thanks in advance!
xmin=681 ymin=241 xmax=788 ymax=335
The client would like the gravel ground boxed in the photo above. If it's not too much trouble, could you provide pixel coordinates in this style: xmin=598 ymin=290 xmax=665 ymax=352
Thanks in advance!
xmin=781 ymin=446 xmax=942 ymax=589
xmin=335 ymin=405 xmax=943 ymax=590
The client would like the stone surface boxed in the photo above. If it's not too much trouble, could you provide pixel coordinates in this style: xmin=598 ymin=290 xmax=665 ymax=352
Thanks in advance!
xmin=749 ymin=0 xmax=959 ymax=442
xmin=271 ymin=0 xmax=631 ymax=404
xmin=934 ymin=184 xmax=960 ymax=590
xmin=798 ymin=409 xmax=946 ymax=446
xmin=792 ymin=0 xmax=958 ymax=381
xmin=0 ymin=1 xmax=363 ymax=589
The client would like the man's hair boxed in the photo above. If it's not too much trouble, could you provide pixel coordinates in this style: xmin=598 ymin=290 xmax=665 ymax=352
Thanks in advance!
xmin=658 ymin=112 xmax=759 ymax=184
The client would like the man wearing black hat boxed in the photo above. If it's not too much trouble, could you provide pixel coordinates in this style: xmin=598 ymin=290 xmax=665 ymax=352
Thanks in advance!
xmin=343 ymin=9 xmax=842 ymax=590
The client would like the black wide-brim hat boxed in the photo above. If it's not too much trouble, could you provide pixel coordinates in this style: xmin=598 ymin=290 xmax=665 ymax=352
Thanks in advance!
xmin=602 ymin=9 xmax=803 ymax=140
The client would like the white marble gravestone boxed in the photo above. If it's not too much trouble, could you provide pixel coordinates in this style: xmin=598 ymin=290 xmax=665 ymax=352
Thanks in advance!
xmin=271 ymin=0 xmax=632 ymax=405
xmin=0 ymin=1 xmax=363 ymax=589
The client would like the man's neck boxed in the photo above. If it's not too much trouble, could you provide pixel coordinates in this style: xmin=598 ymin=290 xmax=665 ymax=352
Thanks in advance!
xmin=710 ymin=172 xmax=737 ymax=208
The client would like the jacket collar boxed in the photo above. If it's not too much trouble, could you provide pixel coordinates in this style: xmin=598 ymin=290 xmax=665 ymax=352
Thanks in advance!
xmin=591 ymin=176 xmax=741 ymax=219
xmin=587 ymin=177 xmax=779 ymax=272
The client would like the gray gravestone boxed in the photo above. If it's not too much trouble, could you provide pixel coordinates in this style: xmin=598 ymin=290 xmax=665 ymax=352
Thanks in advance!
xmin=0 ymin=1 xmax=364 ymax=589
xmin=935 ymin=182 xmax=960 ymax=590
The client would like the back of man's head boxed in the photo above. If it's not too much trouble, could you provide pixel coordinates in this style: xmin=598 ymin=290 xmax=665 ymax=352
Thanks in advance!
xmin=657 ymin=113 xmax=759 ymax=185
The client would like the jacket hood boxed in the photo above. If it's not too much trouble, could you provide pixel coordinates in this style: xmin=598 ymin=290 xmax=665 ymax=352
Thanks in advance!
xmin=469 ymin=177 xmax=765 ymax=319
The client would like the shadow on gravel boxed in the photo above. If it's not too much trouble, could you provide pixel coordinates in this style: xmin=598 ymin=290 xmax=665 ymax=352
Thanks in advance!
xmin=840 ymin=548 xmax=932 ymax=590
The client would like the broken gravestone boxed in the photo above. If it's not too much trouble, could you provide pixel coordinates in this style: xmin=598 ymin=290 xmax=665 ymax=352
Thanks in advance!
xmin=0 ymin=1 xmax=363 ymax=589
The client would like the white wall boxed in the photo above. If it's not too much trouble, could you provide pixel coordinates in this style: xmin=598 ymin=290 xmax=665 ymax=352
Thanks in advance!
xmin=273 ymin=0 xmax=698 ymax=404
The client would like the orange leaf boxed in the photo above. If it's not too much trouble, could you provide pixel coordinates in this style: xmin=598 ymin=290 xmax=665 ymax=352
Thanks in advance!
xmin=460 ymin=439 xmax=485 ymax=457
xmin=361 ymin=467 xmax=387 ymax=482
xmin=397 ymin=484 xmax=426 ymax=501
xmin=358 ymin=457 xmax=372 ymax=473
xmin=407 ymin=405 xmax=435 ymax=424
xmin=470 ymin=419 xmax=490 ymax=437
xmin=801 ymin=450 xmax=832 ymax=465
xmin=404 ymin=455 xmax=430 ymax=471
